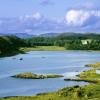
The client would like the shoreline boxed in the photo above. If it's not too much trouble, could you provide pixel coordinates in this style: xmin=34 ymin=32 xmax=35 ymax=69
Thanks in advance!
xmin=0 ymin=46 xmax=100 ymax=58
xmin=64 ymin=62 xmax=100 ymax=84
xmin=0 ymin=46 xmax=65 ymax=58
xmin=0 ymin=52 xmax=100 ymax=99
xmin=0 ymin=62 xmax=100 ymax=99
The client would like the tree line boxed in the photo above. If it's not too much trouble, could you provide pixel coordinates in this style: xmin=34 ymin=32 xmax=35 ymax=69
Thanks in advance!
xmin=0 ymin=33 xmax=100 ymax=56
xmin=25 ymin=35 xmax=100 ymax=50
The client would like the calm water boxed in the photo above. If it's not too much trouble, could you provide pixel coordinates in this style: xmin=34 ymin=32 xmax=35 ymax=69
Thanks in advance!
xmin=0 ymin=51 xmax=100 ymax=97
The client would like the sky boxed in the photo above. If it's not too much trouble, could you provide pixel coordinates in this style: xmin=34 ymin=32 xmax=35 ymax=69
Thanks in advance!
xmin=0 ymin=0 xmax=100 ymax=34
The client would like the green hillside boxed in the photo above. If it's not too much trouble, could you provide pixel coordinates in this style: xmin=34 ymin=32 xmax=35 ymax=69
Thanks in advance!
xmin=0 ymin=36 xmax=26 ymax=57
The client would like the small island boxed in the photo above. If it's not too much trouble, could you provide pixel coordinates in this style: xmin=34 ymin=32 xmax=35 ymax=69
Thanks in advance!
xmin=12 ymin=72 xmax=64 ymax=79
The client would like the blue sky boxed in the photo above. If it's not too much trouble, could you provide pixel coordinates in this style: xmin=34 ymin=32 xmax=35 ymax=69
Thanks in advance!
xmin=0 ymin=0 xmax=100 ymax=34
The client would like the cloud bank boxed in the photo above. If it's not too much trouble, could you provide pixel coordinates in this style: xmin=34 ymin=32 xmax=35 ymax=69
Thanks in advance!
xmin=0 ymin=9 xmax=100 ymax=34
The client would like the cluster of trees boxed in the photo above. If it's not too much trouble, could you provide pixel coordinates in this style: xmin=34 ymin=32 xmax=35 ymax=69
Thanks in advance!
xmin=25 ymin=37 xmax=55 ymax=46
xmin=64 ymin=40 xmax=100 ymax=50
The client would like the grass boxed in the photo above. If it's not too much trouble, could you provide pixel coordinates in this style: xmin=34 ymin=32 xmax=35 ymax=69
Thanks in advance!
xmin=85 ymin=62 xmax=100 ymax=69
xmin=20 ymin=46 xmax=66 ymax=52
xmin=12 ymin=72 xmax=64 ymax=79
xmin=78 ymin=69 xmax=100 ymax=83
xmin=1 ymin=84 xmax=100 ymax=100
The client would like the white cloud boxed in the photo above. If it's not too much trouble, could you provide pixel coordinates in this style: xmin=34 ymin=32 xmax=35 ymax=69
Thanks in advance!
xmin=19 ymin=12 xmax=42 ymax=21
xmin=28 ymin=12 xmax=42 ymax=20
xmin=66 ymin=10 xmax=90 ymax=26
xmin=65 ymin=10 xmax=100 ymax=27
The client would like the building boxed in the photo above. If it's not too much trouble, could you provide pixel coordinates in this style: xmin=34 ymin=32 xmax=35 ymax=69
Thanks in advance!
xmin=81 ymin=39 xmax=92 ymax=45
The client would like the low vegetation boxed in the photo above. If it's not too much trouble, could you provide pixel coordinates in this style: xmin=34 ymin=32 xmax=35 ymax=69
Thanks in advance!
xmin=0 ymin=84 xmax=100 ymax=100
xmin=20 ymin=46 xmax=65 ymax=52
xmin=85 ymin=62 xmax=100 ymax=69
xmin=65 ymin=69 xmax=100 ymax=83
xmin=12 ymin=72 xmax=63 ymax=79
xmin=79 ymin=69 xmax=100 ymax=83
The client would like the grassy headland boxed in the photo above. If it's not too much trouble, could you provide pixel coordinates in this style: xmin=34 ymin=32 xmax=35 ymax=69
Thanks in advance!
xmin=0 ymin=84 xmax=100 ymax=100
xmin=12 ymin=72 xmax=64 ymax=79
xmin=85 ymin=62 xmax=100 ymax=69
xmin=65 ymin=62 xmax=100 ymax=83
xmin=78 ymin=69 xmax=100 ymax=83
xmin=64 ymin=69 xmax=100 ymax=83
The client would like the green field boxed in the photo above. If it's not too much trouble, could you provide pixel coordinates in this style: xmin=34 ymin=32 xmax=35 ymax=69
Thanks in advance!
xmin=20 ymin=46 xmax=66 ymax=52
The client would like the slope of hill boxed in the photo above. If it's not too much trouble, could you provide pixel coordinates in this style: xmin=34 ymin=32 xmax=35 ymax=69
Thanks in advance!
xmin=39 ymin=32 xmax=100 ymax=39
xmin=0 ymin=36 xmax=26 ymax=57
xmin=39 ymin=33 xmax=59 ymax=37
xmin=0 ymin=33 xmax=36 ymax=38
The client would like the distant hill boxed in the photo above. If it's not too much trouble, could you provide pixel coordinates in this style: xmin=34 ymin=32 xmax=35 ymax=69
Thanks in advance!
xmin=0 ymin=33 xmax=36 ymax=38
xmin=39 ymin=32 xmax=100 ymax=39
xmin=0 ymin=32 xmax=100 ymax=39
xmin=39 ymin=32 xmax=84 ymax=37
xmin=39 ymin=33 xmax=59 ymax=37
